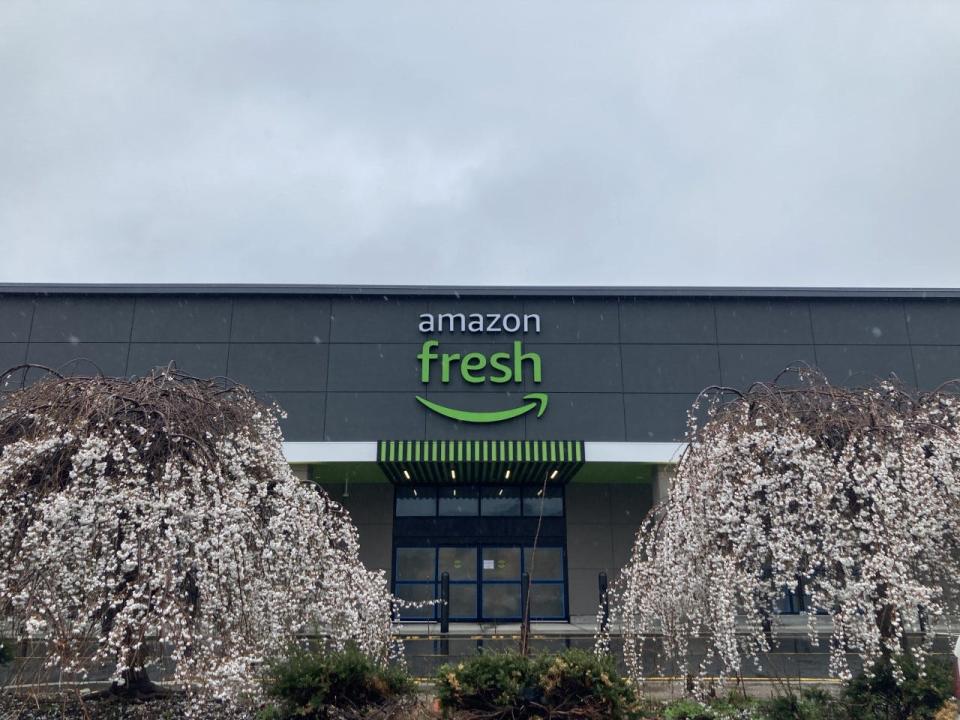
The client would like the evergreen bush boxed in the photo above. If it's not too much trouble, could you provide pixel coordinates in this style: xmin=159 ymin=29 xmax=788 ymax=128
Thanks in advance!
xmin=760 ymin=688 xmax=842 ymax=720
xmin=436 ymin=648 xmax=640 ymax=719
xmin=261 ymin=645 xmax=415 ymax=719
xmin=840 ymin=655 xmax=954 ymax=720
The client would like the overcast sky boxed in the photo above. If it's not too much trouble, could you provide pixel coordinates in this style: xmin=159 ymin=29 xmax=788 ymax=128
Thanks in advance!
xmin=2 ymin=2 xmax=959 ymax=288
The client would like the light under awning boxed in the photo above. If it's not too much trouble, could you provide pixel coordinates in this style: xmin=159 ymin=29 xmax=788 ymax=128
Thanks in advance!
xmin=377 ymin=439 xmax=584 ymax=485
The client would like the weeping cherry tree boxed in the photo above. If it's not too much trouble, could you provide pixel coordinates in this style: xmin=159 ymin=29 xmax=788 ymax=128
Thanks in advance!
xmin=0 ymin=367 xmax=397 ymax=701
xmin=606 ymin=369 xmax=960 ymax=689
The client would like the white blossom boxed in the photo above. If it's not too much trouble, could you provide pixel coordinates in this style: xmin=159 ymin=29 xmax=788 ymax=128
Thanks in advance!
xmin=604 ymin=371 xmax=960 ymax=692
xmin=0 ymin=371 xmax=399 ymax=703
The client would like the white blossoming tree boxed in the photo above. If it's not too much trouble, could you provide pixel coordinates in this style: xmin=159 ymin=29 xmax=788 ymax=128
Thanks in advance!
xmin=0 ymin=367 xmax=396 ymax=700
xmin=609 ymin=369 xmax=960 ymax=689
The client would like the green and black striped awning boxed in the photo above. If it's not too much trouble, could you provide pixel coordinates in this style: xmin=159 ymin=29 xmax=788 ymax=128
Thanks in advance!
xmin=377 ymin=440 xmax=584 ymax=485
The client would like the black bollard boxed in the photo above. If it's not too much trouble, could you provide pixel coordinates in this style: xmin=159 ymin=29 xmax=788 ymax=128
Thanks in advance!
xmin=599 ymin=571 xmax=609 ymax=635
xmin=440 ymin=571 xmax=450 ymax=634
xmin=520 ymin=571 xmax=531 ymax=656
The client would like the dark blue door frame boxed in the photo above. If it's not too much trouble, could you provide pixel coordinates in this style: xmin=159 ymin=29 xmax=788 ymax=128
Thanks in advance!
xmin=393 ymin=542 xmax=568 ymax=622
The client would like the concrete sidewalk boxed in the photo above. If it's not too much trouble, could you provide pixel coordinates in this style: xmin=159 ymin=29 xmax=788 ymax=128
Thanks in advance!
xmin=396 ymin=615 xmax=960 ymax=639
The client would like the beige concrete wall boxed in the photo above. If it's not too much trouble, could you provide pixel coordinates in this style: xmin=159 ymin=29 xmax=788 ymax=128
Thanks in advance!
xmin=565 ymin=479 xmax=654 ymax=618
xmin=314 ymin=476 xmax=394 ymax=577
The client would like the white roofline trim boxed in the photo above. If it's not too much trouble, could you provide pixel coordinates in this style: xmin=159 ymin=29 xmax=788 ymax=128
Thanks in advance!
xmin=283 ymin=442 xmax=377 ymax=463
xmin=584 ymin=442 xmax=685 ymax=464
xmin=282 ymin=441 xmax=685 ymax=464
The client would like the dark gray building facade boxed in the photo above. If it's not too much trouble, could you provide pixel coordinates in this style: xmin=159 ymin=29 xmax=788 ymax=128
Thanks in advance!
xmin=2 ymin=285 xmax=958 ymax=622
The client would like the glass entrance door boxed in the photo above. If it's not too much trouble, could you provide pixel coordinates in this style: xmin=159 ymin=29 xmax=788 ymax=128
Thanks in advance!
xmin=481 ymin=547 xmax=522 ymax=618
xmin=438 ymin=546 xmax=478 ymax=619
xmin=394 ymin=544 xmax=566 ymax=621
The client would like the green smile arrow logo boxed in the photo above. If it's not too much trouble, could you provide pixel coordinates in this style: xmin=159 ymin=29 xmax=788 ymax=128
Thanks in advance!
xmin=415 ymin=393 xmax=549 ymax=423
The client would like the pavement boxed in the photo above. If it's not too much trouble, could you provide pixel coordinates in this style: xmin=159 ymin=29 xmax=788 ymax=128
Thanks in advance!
xmin=396 ymin=614 xmax=960 ymax=638
xmin=395 ymin=616 xmax=960 ymax=681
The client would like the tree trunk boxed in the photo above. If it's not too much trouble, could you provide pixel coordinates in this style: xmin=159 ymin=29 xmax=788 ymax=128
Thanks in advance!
xmin=88 ymin=667 xmax=167 ymax=699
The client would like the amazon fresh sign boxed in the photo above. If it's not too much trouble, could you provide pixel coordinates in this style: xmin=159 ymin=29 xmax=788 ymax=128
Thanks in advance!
xmin=414 ymin=312 xmax=548 ymax=423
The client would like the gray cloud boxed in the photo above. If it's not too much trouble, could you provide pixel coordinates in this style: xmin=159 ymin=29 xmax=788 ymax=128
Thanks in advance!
xmin=1 ymin=1 xmax=959 ymax=287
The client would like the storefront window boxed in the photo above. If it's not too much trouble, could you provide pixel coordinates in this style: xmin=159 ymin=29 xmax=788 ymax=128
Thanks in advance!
xmin=480 ymin=486 xmax=521 ymax=516
xmin=394 ymin=583 xmax=435 ymax=619
xmin=523 ymin=547 xmax=563 ymax=581
xmin=438 ymin=486 xmax=479 ymax=516
xmin=482 ymin=547 xmax=521 ymax=580
xmin=395 ymin=486 xmax=436 ymax=517
xmin=528 ymin=583 xmax=564 ymax=618
xmin=449 ymin=584 xmax=478 ymax=618
xmin=439 ymin=547 xmax=477 ymax=581
xmin=482 ymin=583 xmax=521 ymax=618
xmin=395 ymin=547 xmax=435 ymax=581
xmin=522 ymin=485 xmax=563 ymax=517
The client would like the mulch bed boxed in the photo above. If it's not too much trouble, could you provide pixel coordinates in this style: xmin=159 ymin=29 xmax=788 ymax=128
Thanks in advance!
xmin=0 ymin=693 xmax=433 ymax=719
xmin=0 ymin=693 xmax=252 ymax=720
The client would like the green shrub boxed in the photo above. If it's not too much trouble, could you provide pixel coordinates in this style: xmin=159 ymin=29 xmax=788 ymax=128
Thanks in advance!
xmin=664 ymin=697 xmax=715 ymax=719
xmin=436 ymin=648 xmax=641 ymax=719
xmin=436 ymin=651 xmax=536 ymax=712
xmin=663 ymin=694 xmax=765 ymax=720
xmin=760 ymin=688 xmax=842 ymax=720
xmin=261 ymin=645 xmax=414 ymax=719
xmin=658 ymin=656 xmax=954 ymax=720
xmin=841 ymin=655 xmax=954 ymax=720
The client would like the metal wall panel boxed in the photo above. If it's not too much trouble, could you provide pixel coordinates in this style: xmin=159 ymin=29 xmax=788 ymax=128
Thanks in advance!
xmin=31 ymin=297 xmax=134 ymax=342
xmin=0 ymin=343 xmax=28 ymax=388
xmin=0 ymin=297 xmax=34 ymax=342
xmin=131 ymin=297 xmax=232 ymax=342
xmin=810 ymin=299 xmax=909 ymax=345
xmin=127 ymin=342 xmax=229 ymax=379
xmin=522 ymin=298 xmax=619 ymax=343
xmin=910 ymin=346 xmax=960 ymax=390
xmin=330 ymin=297 xmax=428 ymax=343
xmin=620 ymin=298 xmax=715 ymax=344
xmin=904 ymin=300 xmax=960 ymax=345
xmin=227 ymin=343 xmax=328 ymax=391
xmin=621 ymin=345 xmax=720 ymax=393
xmin=261 ymin=391 xmax=326 ymax=441
xmin=815 ymin=345 xmax=917 ymax=387
xmin=327 ymin=343 xmax=423 ymax=392
xmin=715 ymin=299 xmax=813 ymax=344
xmin=524 ymin=345 xmax=622 ymax=393
xmin=525 ymin=392 xmax=625 ymax=441
xmin=719 ymin=345 xmax=818 ymax=389
xmin=324 ymin=392 xmax=425 ymax=441
xmin=25 ymin=342 xmax=129 ymax=383
xmin=232 ymin=297 xmax=331 ymax=342
xmin=624 ymin=393 xmax=699 ymax=442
